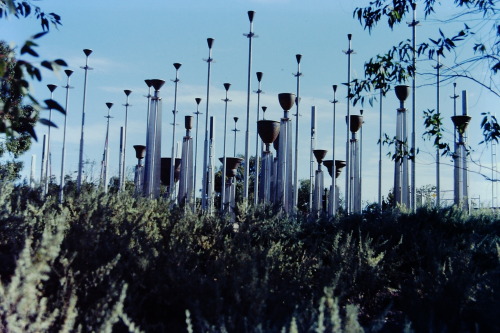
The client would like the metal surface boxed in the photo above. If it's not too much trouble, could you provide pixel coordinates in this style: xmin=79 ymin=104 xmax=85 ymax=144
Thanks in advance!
xmin=202 ymin=38 xmax=214 ymax=211
xmin=254 ymin=72 xmax=263 ymax=206
xmin=243 ymin=11 xmax=256 ymax=202
xmin=77 ymin=49 xmax=93 ymax=192
xmin=170 ymin=63 xmax=182 ymax=201
xmin=293 ymin=54 xmax=302 ymax=211
xmin=221 ymin=83 xmax=231 ymax=211
xmin=143 ymin=79 xmax=165 ymax=198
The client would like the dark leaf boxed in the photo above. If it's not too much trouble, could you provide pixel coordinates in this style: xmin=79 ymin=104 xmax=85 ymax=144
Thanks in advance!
xmin=54 ymin=59 xmax=67 ymax=66
xmin=39 ymin=118 xmax=58 ymax=128
xmin=33 ymin=31 xmax=48 ymax=39
xmin=44 ymin=99 xmax=66 ymax=114
xmin=41 ymin=60 xmax=53 ymax=70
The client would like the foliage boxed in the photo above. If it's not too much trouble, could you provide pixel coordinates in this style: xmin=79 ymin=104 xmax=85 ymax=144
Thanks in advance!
xmin=422 ymin=108 xmax=451 ymax=156
xmin=0 ymin=181 xmax=499 ymax=332
xmin=351 ymin=0 xmax=499 ymax=144
xmin=1 ymin=0 xmax=67 ymax=139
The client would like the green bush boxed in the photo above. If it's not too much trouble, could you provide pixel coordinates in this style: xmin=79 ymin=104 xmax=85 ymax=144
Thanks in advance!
xmin=0 ymin=181 xmax=498 ymax=332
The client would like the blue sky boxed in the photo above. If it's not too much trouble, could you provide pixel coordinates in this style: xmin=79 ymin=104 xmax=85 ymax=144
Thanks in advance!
xmin=2 ymin=0 xmax=498 ymax=206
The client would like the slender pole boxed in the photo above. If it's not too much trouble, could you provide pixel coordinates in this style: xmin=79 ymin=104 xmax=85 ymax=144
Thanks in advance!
xmin=101 ymin=103 xmax=113 ymax=193
xmin=378 ymin=89 xmax=383 ymax=210
xmin=202 ymin=38 xmax=214 ymax=211
xmin=143 ymin=80 xmax=165 ymax=198
xmin=221 ymin=83 xmax=231 ymax=211
xmin=40 ymin=135 xmax=46 ymax=190
xmin=233 ymin=117 xmax=240 ymax=157
xmin=121 ymin=89 xmax=132 ymax=191
xmin=360 ymin=109 xmax=364 ymax=211
xmin=77 ymin=49 xmax=93 ymax=192
xmin=344 ymin=34 xmax=354 ymax=214
xmin=435 ymin=53 xmax=441 ymax=206
xmin=254 ymin=72 xmax=263 ymax=206
xmin=409 ymin=3 xmax=418 ymax=211
xmin=293 ymin=54 xmax=302 ymax=211
xmin=243 ymin=10 xmax=256 ymax=202
xmin=170 ymin=63 xmax=182 ymax=201
xmin=309 ymin=106 xmax=316 ymax=212
xmin=30 ymin=155 xmax=36 ymax=188
xmin=60 ymin=70 xmax=73 ymax=201
xmin=330 ymin=85 xmax=338 ymax=215
xmin=193 ymin=98 xmax=202 ymax=209
xmin=462 ymin=90 xmax=469 ymax=212
xmin=45 ymin=84 xmax=57 ymax=195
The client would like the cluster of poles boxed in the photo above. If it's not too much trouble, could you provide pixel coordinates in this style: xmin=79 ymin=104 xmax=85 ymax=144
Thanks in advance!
xmin=34 ymin=7 xmax=472 ymax=214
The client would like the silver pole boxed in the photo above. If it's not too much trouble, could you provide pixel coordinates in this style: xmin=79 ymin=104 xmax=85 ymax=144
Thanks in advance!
xmin=118 ymin=126 xmax=124 ymax=190
xmin=121 ymin=89 xmax=132 ymax=191
xmin=435 ymin=53 xmax=442 ymax=206
xmin=276 ymin=93 xmax=295 ymax=212
xmin=309 ymin=106 xmax=316 ymax=212
xmin=409 ymin=3 xmax=419 ymax=211
xmin=233 ymin=117 xmax=240 ymax=157
xmin=378 ymin=89 xmax=383 ymax=210
xmin=330 ymin=85 xmax=338 ymax=216
xmin=360 ymin=109 xmax=364 ymax=211
xmin=243 ymin=11 xmax=256 ymax=201
xmin=30 ymin=155 xmax=36 ymax=188
xmin=45 ymin=84 xmax=57 ymax=195
xmin=202 ymin=38 xmax=214 ymax=211
xmin=170 ymin=63 xmax=182 ymax=201
xmin=143 ymin=80 xmax=165 ymax=198
xmin=179 ymin=116 xmax=194 ymax=207
xmin=100 ymin=103 xmax=113 ymax=194
xmin=344 ymin=34 xmax=354 ymax=214
xmin=462 ymin=90 xmax=469 ymax=212
xmin=208 ymin=116 xmax=215 ymax=214
xmin=59 ymin=70 xmax=73 ymax=202
xmin=193 ymin=98 xmax=203 ymax=210
xmin=293 ymin=55 xmax=302 ymax=210
xmin=221 ymin=83 xmax=231 ymax=211
xmin=254 ymin=72 xmax=263 ymax=206
xmin=40 ymin=135 xmax=46 ymax=190
xmin=77 ymin=49 xmax=93 ymax=193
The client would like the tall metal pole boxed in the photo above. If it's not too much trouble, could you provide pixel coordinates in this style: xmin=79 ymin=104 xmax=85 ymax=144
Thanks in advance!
xmin=360 ymin=109 xmax=364 ymax=210
xmin=45 ymin=84 xmax=57 ymax=195
xmin=233 ymin=117 xmax=240 ymax=156
xmin=293 ymin=54 xmax=302 ymax=210
xmin=462 ymin=90 xmax=470 ymax=212
xmin=202 ymin=38 xmax=214 ymax=211
xmin=77 ymin=49 xmax=93 ymax=192
xmin=100 ymin=103 xmax=113 ymax=194
xmin=409 ymin=3 xmax=419 ymax=211
xmin=193 ymin=98 xmax=202 ymax=209
xmin=344 ymin=34 xmax=354 ymax=214
xmin=221 ymin=83 xmax=231 ymax=211
xmin=309 ymin=106 xmax=316 ymax=212
xmin=330 ymin=85 xmax=338 ymax=215
xmin=243 ymin=10 xmax=256 ymax=202
xmin=59 ymin=70 xmax=73 ymax=202
xmin=435 ymin=53 xmax=442 ymax=206
xmin=143 ymin=80 xmax=165 ymax=198
xmin=378 ymin=89 xmax=383 ymax=210
xmin=170 ymin=63 xmax=182 ymax=200
xmin=254 ymin=72 xmax=263 ymax=206
xmin=121 ymin=89 xmax=132 ymax=191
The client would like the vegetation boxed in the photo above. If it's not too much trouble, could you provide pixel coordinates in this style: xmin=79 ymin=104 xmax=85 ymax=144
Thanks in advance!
xmin=0 ymin=181 xmax=498 ymax=332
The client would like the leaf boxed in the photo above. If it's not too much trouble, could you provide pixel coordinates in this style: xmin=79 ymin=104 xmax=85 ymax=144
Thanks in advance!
xmin=44 ymin=99 xmax=66 ymax=114
xmin=39 ymin=118 xmax=58 ymax=128
xmin=54 ymin=59 xmax=67 ymax=66
xmin=33 ymin=31 xmax=48 ymax=39
xmin=41 ymin=60 xmax=53 ymax=70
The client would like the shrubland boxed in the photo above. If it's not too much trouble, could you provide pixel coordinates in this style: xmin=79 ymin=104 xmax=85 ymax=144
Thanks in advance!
xmin=0 ymin=181 xmax=498 ymax=332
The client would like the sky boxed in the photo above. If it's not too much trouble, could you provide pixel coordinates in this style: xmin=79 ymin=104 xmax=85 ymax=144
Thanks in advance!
xmin=2 ymin=0 xmax=499 ymax=207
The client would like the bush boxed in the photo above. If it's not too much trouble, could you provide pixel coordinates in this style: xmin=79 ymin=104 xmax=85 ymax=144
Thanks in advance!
xmin=0 ymin=181 xmax=498 ymax=332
